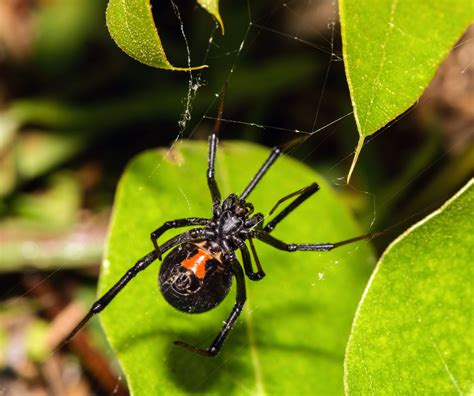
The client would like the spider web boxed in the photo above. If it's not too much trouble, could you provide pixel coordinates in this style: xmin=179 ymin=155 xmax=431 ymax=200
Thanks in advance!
xmin=132 ymin=0 xmax=384 ymax=287
xmin=152 ymin=0 xmax=376 ymax=237
xmin=162 ymin=0 xmax=472 ymax=233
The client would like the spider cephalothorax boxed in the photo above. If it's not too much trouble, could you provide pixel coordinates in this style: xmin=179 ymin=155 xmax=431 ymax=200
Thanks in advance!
xmin=65 ymin=132 xmax=378 ymax=357
xmin=215 ymin=195 xmax=258 ymax=237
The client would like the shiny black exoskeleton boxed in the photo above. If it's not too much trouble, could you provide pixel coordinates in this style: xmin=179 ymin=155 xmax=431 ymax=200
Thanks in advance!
xmin=64 ymin=132 xmax=378 ymax=357
xmin=158 ymin=194 xmax=263 ymax=314
xmin=159 ymin=242 xmax=232 ymax=314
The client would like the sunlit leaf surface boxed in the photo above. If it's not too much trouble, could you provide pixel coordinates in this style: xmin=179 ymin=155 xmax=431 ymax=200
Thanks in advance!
xmin=100 ymin=141 xmax=375 ymax=394
xmin=339 ymin=0 xmax=473 ymax=179
xmin=106 ymin=0 xmax=206 ymax=70
xmin=345 ymin=179 xmax=473 ymax=394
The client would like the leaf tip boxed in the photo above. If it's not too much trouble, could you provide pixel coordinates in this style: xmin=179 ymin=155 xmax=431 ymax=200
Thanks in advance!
xmin=347 ymin=136 xmax=364 ymax=184
xmin=197 ymin=0 xmax=224 ymax=34
xmin=216 ymin=15 xmax=225 ymax=35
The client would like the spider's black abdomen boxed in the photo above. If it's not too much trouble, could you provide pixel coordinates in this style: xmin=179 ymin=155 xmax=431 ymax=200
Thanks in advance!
xmin=159 ymin=242 xmax=233 ymax=314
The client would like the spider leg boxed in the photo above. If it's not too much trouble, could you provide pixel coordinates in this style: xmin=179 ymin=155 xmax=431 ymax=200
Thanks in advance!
xmin=62 ymin=229 xmax=207 ymax=345
xmin=235 ymin=237 xmax=265 ymax=281
xmin=240 ymin=134 xmax=311 ymax=201
xmin=251 ymin=229 xmax=381 ymax=252
xmin=248 ymin=238 xmax=264 ymax=275
xmin=264 ymin=182 xmax=319 ymax=233
xmin=211 ymin=82 xmax=226 ymax=137
xmin=206 ymin=84 xmax=227 ymax=216
xmin=208 ymin=133 xmax=222 ymax=216
xmin=240 ymin=147 xmax=282 ymax=200
xmin=151 ymin=218 xmax=210 ymax=260
xmin=244 ymin=213 xmax=264 ymax=229
xmin=174 ymin=252 xmax=246 ymax=357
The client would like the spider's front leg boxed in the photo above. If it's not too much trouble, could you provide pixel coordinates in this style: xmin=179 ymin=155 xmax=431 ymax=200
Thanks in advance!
xmin=150 ymin=218 xmax=210 ymax=259
xmin=207 ymin=133 xmax=222 ymax=216
xmin=174 ymin=252 xmax=246 ymax=357
xmin=264 ymin=182 xmax=319 ymax=233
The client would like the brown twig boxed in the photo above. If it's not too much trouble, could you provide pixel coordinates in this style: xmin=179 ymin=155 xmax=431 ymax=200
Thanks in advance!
xmin=23 ymin=274 xmax=128 ymax=396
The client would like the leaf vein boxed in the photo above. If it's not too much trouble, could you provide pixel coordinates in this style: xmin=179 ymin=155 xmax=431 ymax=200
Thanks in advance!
xmin=432 ymin=342 xmax=463 ymax=395
xmin=245 ymin=306 xmax=265 ymax=396
xmin=361 ymin=0 xmax=399 ymax=133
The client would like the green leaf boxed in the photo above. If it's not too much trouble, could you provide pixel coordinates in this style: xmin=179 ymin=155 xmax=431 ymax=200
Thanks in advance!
xmin=100 ymin=141 xmax=375 ymax=394
xmin=197 ymin=0 xmax=224 ymax=33
xmin=106 ymin=0 xmax=207 ymax=70
xmin=339 ymin=0 xmax=473 ymax=180
xmin=345 ymin=179 xmax=473 ymax=394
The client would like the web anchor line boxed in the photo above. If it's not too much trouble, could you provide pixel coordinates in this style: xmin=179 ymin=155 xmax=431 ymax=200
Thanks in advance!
xmin=203 ymin=112 xmax=353 ymax=137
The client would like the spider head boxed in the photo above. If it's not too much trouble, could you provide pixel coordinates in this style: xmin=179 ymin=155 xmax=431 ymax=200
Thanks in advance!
xmin=159 ymin=243 xmax=232 ymax=314
xmin=222 ymin=194 xmax=254 ymax=218
xmin=235 ymin=201 xmax=254 ymax=217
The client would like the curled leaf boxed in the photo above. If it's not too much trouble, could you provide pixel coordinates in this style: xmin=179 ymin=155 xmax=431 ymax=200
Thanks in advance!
xmin=106 ymin=0 xmax=207 ymax=70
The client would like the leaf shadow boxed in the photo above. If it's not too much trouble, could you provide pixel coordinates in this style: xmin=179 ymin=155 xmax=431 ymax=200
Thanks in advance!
xmin=161 ymin=320 xmax=341 ymax=393
xmin=249 ymin=301 xmax=345 ymax=363
xmin=112 ymin=298 xmax=344 ymax=393
xmin=114 ymin=323 xmax=250 ymax=393
xmin=164 ymin=325 xmax=249 ymax=394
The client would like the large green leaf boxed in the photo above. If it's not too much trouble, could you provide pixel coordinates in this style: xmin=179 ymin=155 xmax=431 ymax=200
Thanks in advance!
xmin=100 ymin=141 xmax=375 ymax=394
xmin=339 ymin=0 xmax=473 ymax=179
xmin=345 ymin=179 xmax=473 ymax=394
xmin=106 ymin=0 xmax=208 ymax=70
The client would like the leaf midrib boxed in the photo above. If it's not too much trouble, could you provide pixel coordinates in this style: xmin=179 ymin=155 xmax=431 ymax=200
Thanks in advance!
xmin=218 ymin=146 xmax=266 ymax=395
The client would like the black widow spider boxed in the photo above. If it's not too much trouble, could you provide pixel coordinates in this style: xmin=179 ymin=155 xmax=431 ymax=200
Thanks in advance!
xmin=64 ymin=132 xmax=380 ymax=357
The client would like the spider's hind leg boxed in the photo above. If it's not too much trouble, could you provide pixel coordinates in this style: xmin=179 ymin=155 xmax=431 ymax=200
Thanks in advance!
xmin=252 ymin=228 xmax=381 ymax=253
xmin=62 ymin=229 xmax=207 ymax=346
xmin=174 ymin=252 xmax=246 ymax=357
xmin=235 ymin=237 xmax=265 ymax=281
